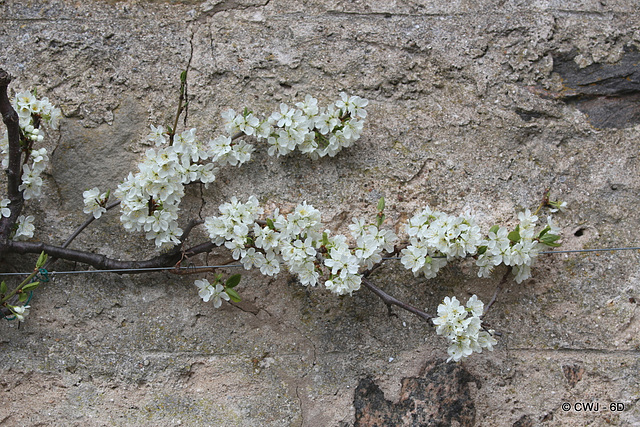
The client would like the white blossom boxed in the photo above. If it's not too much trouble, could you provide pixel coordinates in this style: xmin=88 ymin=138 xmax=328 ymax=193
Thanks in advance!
xmin=194 ymin=279 xmax=230 ymax=308
xmin=0 ymin=199 xmax=10 ymax=218
xmin=432 ymin=295 xmax=497 ymax=362
xmin=83 ymin=187 xmax=108 ymax=219
xmin=148 ymin=124 xmax=167 ymax=146
xmin=12 ymin=305 xmax=30 ymax=322
xmin=14 ymin=215 xmax=35 ymax=240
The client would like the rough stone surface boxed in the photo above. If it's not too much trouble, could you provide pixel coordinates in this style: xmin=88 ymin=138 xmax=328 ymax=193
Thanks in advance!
xmin=354 ymin=360 xmax=478 ymax=426
xmin=1 ymin=0 xmax=640 ymax=426
xmin=535 ymin=46 xmax=640 ymax=128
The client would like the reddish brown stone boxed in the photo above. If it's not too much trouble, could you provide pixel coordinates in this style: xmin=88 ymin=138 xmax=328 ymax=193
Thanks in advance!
xmin=354 ymin=359 xmax=478 ymax=427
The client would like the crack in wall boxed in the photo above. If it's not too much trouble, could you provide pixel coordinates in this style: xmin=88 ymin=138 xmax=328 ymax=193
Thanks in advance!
xmin=180 ymin=30 xmax=196 ymax=127
xmin=295 ymin=385 xmax=305 ymax=427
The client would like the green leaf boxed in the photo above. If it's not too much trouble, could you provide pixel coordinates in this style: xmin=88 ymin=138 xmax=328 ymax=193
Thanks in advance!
xmin=22 ymin=282 xmax=40 ymax=292
xmin=508 ymin=225 xmax=521 ymax=243
xmin=180 ymin=70 xmax=188 ymax=83
xmin=18 ymin=292 xmax=28 ymax=302
xmin=477 ymin=245 xmax=488 ymax=255
xmin=225 ymin=288 xmax=241 ymax=303
xmin=36 ymin=251 xmax=48 ymax=269
xmin=226 ymin=274 xmax=241 ymax=289
xmin=376 ymin=213 xmax=385 ymax=228
xmin=322 ymin=232 xmax=329 ymax=246
xmin=489 ymin=225 xmax=500 ymax=234
xmin=537 ymin=225 xmax=551 ymax=239
xmin=542 ymin=233 xmax=560 ymax=242
xmin=266 ymin=218 xmax=275 ymax=230
xmin=540 ymin=233 xmax=561 ymax=247
xmin=0 ymin=281 xmax=7 ymax=295
xmin=542 ymin=241 xmax=562 ymax=248
xmin=377 ymin=197 xmax=385 ymax=212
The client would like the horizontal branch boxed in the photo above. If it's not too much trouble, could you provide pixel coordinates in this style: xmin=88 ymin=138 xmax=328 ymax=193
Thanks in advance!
xmin=7 ymin=239 xmax=216 ymax=274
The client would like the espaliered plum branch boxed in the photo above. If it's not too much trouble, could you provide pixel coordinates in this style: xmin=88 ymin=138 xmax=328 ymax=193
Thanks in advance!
xmin=0 ymin=69 xmax=25 ymax=247
xmin=0 ymin=68 xmax=565 ymax=362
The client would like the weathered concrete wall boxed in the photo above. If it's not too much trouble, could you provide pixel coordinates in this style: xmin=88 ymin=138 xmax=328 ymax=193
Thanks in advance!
xmin=1 ymin=0 xmax=640 ymax=425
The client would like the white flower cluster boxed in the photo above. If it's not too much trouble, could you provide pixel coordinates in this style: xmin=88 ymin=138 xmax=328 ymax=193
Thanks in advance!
xmin=0 ymin=91 xmax=59 ymax=200
xmin=13 ymin=90 xmax=61 ymax=130
xmin=83 ymin=187 xmax=109 ymax=219
xmin=475 ymin=209 xmax=559 ymax=283
xmin=114 ymin=126 xmax=223 ymax=248
xmin=18 ymin=147 xmax=49 ymax=200
xmin=432 ymin=295 xmax=497 ymax=362
xmin=113 ymin=93 xmax=367 ymax=248
xmin=223 ymin=93 xmax=368 ymax=159
xmin=194 ymin=278 xmax=230 ymax=308
xmin=401 ymin=207 xmax=482 ymax=279
xmin=204 ymin=196 xmax=396 ymax=296
xmin=402 ymin=206 xmax=561 ymax=284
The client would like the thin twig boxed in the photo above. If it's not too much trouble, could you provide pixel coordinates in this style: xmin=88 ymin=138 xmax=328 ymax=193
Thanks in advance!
xmin=61 ymin=200 xmax=121 ymax=250
xmin=533 ymin=186 xmax=551 ymax=216
xmin=361 ymin=243 xmax=406 ymax=279
xmin=483 ymin=268 xmax=511 ymax=316
xmin=361 ymin=277 xmax=434 ymax=323
xmin=40 ymin=200 xmax=123 ymax=273
xmin=179 ymin=218 xmax=204 ymax=243
xmin=169 ymin=71 xmax=188 ymax=145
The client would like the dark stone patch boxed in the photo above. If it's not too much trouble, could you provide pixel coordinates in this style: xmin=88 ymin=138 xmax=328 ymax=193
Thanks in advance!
xmin=353 ymin=359 xmax=478 ymax=427
xmin=562 ymin=364 xmax=585 ymax=388
xmin=515 ymin=108 xmax=548 ymax=122
xmin=568 ymin=93 xmax=640 ymax=129
xmin=541 ymin=411 xmax=554 ymax=422
xmin=513 ymin=414 xmax=535 ymax=427
xmin=531 ymin=46 xmax=640 ymax=128
xmin=552 ymin=47 xmax=640 ymax=97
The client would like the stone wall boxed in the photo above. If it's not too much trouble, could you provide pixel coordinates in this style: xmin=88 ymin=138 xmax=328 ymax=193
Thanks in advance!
xmin=1 ymin=0 xmax=639 ymax=425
